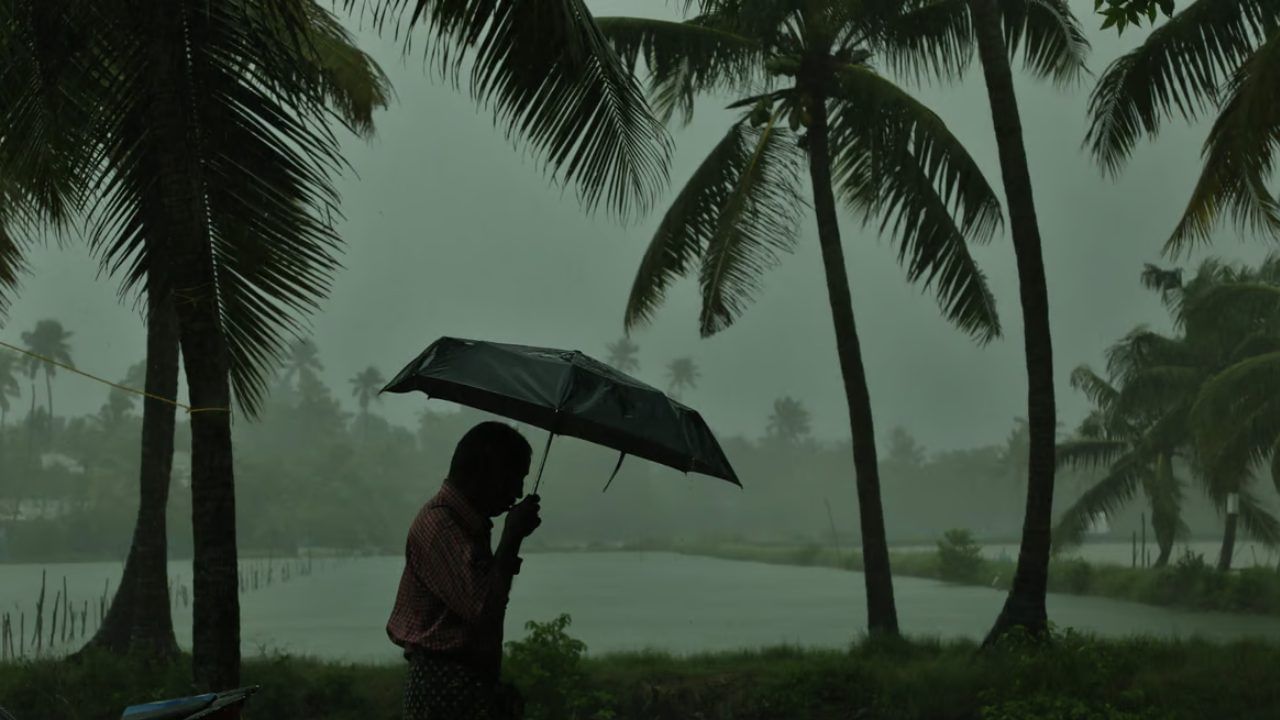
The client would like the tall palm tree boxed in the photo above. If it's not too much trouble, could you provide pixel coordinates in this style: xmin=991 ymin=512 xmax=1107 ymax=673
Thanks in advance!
xmin=19 ymin=319 xmax=72 ymax=437
xmin=1 ymin=0 xmax=391 ymax=688
xmin=606 ymin=336 xmax=641 ymax=373
xmin=349 ymin=365 xmax=385 ymax=440
xmin=600 ymin=0 xmax=1009 ymax=636
xmin=283 ymin=337 xmax=324 ymax=388
xmin=665 ymin=356 xmax=699 ymax=399
xmin=767 ymin=396 xmax=812 ymax=445
xmin=0 ymin=352 xmax=18 ymax=432
xmin=889 ymin=0 xmax=1089 ymax=640
xmin=1087 ymin=0 xmax=1280 ymax=253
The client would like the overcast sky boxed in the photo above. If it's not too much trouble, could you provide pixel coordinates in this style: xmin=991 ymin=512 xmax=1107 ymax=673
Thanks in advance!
xmin=1 ymin=2 xmax=1272 ymax=454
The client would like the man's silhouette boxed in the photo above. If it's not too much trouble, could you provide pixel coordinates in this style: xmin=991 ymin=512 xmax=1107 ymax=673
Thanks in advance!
xmin=388 ymin=421 xmax=542 ymax=719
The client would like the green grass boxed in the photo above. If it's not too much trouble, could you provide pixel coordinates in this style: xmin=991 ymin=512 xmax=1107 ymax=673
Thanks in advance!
xmin=3 ymin=633 xmax=1280 ymax=719
xmin=613 ymin=539 xmax=1280 ymax=617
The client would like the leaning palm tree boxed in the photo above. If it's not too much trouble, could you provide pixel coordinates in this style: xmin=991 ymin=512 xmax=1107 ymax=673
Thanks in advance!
xmin=1086 ymin=0 xmax=1280 ymax=253
xmin=349 ymin=365 xmax=385 ymax=440
xmin=600 ymin=0 xmax=1008 ymax=636
xmin=606 ymin=336 xmax=641 ymax=373
xmin=888 ymin=0 xmax=1089 ymax=640
xmin=1054 ymin=364 xmax=1188 ymax=569
xmin=767 ymin=396 xmax=812 ymax=445
xmin=1178 ymin=255 xmax=1280 ymax=570
xmin=666 ymin=357 xmax=699 ymax=399
xmin=1 ymin=0 xmax=391 ymax=688
xmin=19 ymin=319 xmax=72 ymax=437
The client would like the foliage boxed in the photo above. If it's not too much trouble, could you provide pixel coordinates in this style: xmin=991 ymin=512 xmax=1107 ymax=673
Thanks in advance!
xmin=937 ymin=528 xmax=985 ymax=583
xmin=504 ymin=614 xmax=614 ymax=720
xmin=1095 ymin=0 xmax=1177 ymax=33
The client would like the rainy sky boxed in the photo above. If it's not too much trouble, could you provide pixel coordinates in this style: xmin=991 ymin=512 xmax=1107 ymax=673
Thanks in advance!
xmin=0 ymin=1 xmax=1271 ymax=453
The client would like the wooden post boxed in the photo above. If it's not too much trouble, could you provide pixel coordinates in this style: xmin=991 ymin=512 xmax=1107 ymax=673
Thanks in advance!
xmin=34 ymin=570 xmax=46 ymax=654
xmin=1132 ymin=531 xmax=1137 ymax=569
xmin=61 ymin=576 xmax=69 ymax=644
xmin=1141 ymin=512 xmax=1147 ymax=569
xmin=49 ymin=589 xmax=61 ymax=649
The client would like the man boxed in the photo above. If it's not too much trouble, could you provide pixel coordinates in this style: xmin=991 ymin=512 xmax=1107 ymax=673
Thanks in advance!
xmin=388 ymin=421 xmax=543 ymax=719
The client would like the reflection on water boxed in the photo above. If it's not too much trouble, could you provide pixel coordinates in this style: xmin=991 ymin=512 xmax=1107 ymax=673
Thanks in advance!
xmin=2 ymin=552 xmax=1280 ymax=664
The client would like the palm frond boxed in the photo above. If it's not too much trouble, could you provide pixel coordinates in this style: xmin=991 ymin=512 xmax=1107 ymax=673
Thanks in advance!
xmin=999 ymin=0 xmax=1090 ymax=87
xmin=1192 ymin=350 xmax=1280 ymax=473
xmin=697 ymin=118 xmax=805 ymax=336
xmin=1053 ymin=446 xmax=1151 ymax=548
xmin=878 ymin=0 xmax=973 ymax=83
xmin=85 ymin=1 xmax=361 ymax=416
xmin=598 ymin=16 xmax=765 ymax=125
xmin=1056 ymin=437 xmax=1131 ymax=471
xmin=1167 ymin=27 xmax=1280 ymax=253
xmin=1069 ymin=365 xmax=1119 ymax=411
xmin=0 ymin=205 xmax=28 ymax=319
xmin=1237 ymin=488 xmax=1280 ymax=546
xmin=829 ymin=63 xmax=1003 ymax=341
xmin=624 ymin=117 xmax=803 ymax=333
xmin=1086 ymin=0 xmax=1279 ymax=176
xmin=346 ymin=0 xmax=671 ymax=221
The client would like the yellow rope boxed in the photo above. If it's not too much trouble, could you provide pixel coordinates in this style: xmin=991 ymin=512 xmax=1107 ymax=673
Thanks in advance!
xmin=0 ymin=339 xmax=230 ymax=415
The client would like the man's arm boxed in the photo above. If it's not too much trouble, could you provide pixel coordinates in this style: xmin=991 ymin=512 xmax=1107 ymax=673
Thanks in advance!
xmin=411 ymin=515 xmax=519 ymax=624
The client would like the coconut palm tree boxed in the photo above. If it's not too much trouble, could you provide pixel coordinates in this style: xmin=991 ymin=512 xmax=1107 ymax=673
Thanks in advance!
xmin=282 ymin=338 xmax=324 ymax=389
xmin=1086 ymin=0 xmax=1280 ymax=253
xmin=1176 ymin=255 xmax=1280 ymax=570
xmin=606 ymin=336 xmax=641 ymax=373
xmin=19 ymin=319 xmax=72 ymax=438
xmin=600 ymin=0 xmax=1010 ymax=636
xmin=0 ymin=352 xmax=18 ymax=432
xmin=665 ymin=356 xmax=699 ymax=399
xmin=887 ymin=0 xmax=1089 ymax=640
xmin=767 ymin=396 xmax=812 ymax=445
xmin=349 ymin=365 xmax=385 ymax=440
xmin=0 ymin=0 xmax=391 ymax=688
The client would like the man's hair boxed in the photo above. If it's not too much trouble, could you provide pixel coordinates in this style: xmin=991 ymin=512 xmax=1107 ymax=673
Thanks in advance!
xmin=448 ymin=421 xmax=533 ymax=488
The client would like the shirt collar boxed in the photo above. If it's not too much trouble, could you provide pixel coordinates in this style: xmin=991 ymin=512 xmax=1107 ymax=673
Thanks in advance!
xmin=431 ymin=480 xmax=493 ymax=534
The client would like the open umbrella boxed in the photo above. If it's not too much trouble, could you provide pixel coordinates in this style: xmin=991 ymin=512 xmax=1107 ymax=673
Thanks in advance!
xmin=381 ymin=337 xmax=740 ymax=492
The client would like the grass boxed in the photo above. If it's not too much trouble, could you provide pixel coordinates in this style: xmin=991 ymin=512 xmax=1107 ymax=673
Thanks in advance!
xmin=3 ymin=632 xmax=1280 ymax=719
xmin=609 ymin=538 xmax=1280 ymax=617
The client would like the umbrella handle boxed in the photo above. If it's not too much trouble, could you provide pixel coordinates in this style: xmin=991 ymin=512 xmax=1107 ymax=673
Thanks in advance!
xmin=532 ymin=431 xmax=554 ymax=495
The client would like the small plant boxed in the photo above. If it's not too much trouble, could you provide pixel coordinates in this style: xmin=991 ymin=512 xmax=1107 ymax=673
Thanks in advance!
xmin=504 ymin=614 xmax=613 ymax=720
xmin=936 ymin=529 xmax=985 ymax=583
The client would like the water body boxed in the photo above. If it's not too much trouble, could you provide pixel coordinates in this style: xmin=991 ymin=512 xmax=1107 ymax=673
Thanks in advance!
xmin=3 ymin=552 xmax=1280 ymax=664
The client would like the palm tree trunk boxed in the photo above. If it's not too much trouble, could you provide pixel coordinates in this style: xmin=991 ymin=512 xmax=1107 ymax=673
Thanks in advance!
xmin=806 ymin=93 xmax=899 ymax=636
xmin=43 ymin=370 xmax=52 ymax=443
xmin=1218 ymin=500 xmax=1238 ymax=572
xmin=969 ymin=0 xmax=1057 ymax=643
xmin=81 ymin=293 xmax=180 ymax=659
xmin=148 ymin=7 xmax=240 ymax=690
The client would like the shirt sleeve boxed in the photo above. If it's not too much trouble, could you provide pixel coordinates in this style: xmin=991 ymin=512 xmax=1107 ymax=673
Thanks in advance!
xmin=410 ymin=511 xmax=515 ymax=624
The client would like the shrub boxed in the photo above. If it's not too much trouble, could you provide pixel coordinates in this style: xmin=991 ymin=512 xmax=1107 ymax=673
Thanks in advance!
xmin=936 ymin=529 xmax=985 ymax=583
xmin=504 ymin=614 xmax=613 ymax=720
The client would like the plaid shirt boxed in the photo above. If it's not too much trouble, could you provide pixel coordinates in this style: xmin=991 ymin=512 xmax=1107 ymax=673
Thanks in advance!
xmin=387 ymin=481 xmax=520 ymax=679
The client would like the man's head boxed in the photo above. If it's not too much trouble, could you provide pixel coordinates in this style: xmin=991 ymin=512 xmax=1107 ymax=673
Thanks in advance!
xmin=447 ymin=421 xmax=533 ymax=517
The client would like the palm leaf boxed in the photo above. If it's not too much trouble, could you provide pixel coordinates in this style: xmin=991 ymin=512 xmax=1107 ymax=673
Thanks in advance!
xmin=1069 ymin=365 xmax=1120 ymax=411
xmin=1167 ymin=27 xmax=1280 ymax=253
xmin=597 ymin=16 xmax=765 ymax=125
xmin=829 ymin=63 xmax=1003 ymax=342
xmin=1056 ymin=437 xmax=1131 ymax=471
xmin=697 ymin=118 xmax=805 ymax=336
xmin=882 ymin=0 xmax=1087 ymax=86
xmin=624 ymin=117 xmax=803 ymax=333
xmin=84 ymin=0 xmax=365 ymax=416
xmin=1053 ymin=446 xmax=1151 ymax=548
xmin=345 ymin=0 xmax=671 ymax=221
xmin=0 ymin=213 xmax=27 ymax=318
xmin=1086 ymin=0 xmax=1280 ymax=176
xmin=1192 ymin=350 xmax=1280 ymax=473
xmin=1237 ymin=488 xmax=1280 ymax=546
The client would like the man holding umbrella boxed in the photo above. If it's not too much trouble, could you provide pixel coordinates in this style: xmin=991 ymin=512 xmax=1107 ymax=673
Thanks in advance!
xmin=387 ymin=421 xmax=543 ymax=720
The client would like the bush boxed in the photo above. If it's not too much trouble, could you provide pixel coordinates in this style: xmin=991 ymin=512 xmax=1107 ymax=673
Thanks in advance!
xmin=504 ymin=614 xmax=613 ymax=720
xmin=936 ymin=529 xmax=985 ymax=583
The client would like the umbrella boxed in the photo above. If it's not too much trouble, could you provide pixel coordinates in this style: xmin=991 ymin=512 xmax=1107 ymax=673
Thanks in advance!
xmin=381 ymin=337 xmax=740 ymax=492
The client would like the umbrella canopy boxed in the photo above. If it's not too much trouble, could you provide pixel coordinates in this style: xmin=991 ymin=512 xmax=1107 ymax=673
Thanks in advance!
xmin=381 ymin=337 xmax=740 ymax=487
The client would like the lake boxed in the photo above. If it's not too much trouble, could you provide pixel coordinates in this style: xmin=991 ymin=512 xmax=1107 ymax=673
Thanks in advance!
xmin=3 ymin=552 xmax=1280 ymax=664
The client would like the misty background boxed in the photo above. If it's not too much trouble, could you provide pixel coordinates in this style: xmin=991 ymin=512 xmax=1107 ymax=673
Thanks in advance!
xmin=0 ymin=1 xmax=1272 ymax=554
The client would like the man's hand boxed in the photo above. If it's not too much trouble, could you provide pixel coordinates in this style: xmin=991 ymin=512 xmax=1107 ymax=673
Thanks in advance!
xmin=502 ymin=494 xmax=542 ymax=541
